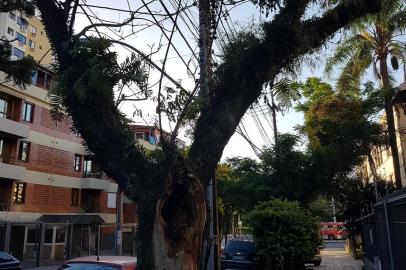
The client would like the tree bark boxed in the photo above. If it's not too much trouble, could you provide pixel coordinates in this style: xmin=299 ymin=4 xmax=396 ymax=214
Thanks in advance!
xmin=367 ymin=153 xmax=379 ymax=199
xmin=270 ymin=91 xmax=278 ymax=144
xmin=151 ymin=169 xmax=206 ymax=270
xmin=379 ymin=46 xmax=403 ymax=189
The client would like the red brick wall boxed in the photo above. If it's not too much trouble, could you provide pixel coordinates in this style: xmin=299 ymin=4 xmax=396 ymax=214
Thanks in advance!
xmin=21 ymin=103 xmax=82 ymax=143
xmin=99 ymin=192 xmax=116 ymax=214
xmin=12 ymin=183 xmax=81 ymax=213
xmin=14 ymin=142 xmax=83 ymax=178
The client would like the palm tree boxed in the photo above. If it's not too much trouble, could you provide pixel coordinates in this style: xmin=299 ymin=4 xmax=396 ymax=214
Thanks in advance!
xmin=325 ymin=0 xmax=406 ymax=189
xmin=264 ymin=78 xmax=301 ymax=144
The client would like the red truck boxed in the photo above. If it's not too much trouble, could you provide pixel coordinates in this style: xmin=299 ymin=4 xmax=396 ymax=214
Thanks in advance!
xmin=320 ymin=222 xmax=347 ymax=240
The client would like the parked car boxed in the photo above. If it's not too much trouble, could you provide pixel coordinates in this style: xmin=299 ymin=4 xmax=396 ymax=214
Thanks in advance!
xmin=221 ymin=239 xmax=257 ymax=270
xmin=0 ymin=251 xmax=21 ymax=270
xmin=305 ymin=247 xmax=322 ymax=267
xmin=59 ymin=256 xmax=137 ymax=270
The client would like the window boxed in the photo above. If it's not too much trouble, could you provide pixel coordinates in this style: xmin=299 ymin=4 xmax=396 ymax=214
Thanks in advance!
xmin=12 ymin=47 xmax=24 ymax=59
xmin=9 ymin=12 xmax=16 ymax=20
xmin=30 ymin=25 xmax=37 ymax=36
xmin=74 ymin=154 xmax=82 ymax=171
xmin=16 ymin=16 xmax=28 ymax=29
xmin=71 ymin=189 xmax=79 ymax=206
xmin=7 ymin=27 xmax=14 ymax=36
xmin=28 ymin=39 xmax=35 ymax=50
xmin=13 ymin=182 xmax=26 ymax=204
xmin=0 ymin=97 xmax=8 ymax=118
xmin=18 ymin=141 xmax=30 ymax=161
xmin=40 ymin=31 xmax=43 ymax=35
xmin=22 ymin=102 xmax=34 ymax=122
xmin=45 ymin=228 xmax=53 ymax=243
xmin=27 ymin=228 xmax=39 ymax=243
xmin=135 ymin=132 xmax=146 ymax=140
xmin=83 ymin=157 xmax=92 ymax=173
xmin=107 ymin=193 xmax=116 ymax=209
xmin=36 ymin=69 xmax=52 ymax=89
xmin=16 ymin=32 xmax=26 ymax=45
xmin=55 ymin=228 xmax=65 ymax=243
xmin=39 ymin=45 xmax=42 ymax=50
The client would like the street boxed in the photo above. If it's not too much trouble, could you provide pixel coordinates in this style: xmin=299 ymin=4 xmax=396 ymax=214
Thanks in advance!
xmin=313 ymin=241 xmax=363 ymax=270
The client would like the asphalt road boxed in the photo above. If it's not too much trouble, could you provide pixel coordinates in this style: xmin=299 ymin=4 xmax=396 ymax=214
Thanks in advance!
xmin=323 ymin=240 xmax=346 ymax=249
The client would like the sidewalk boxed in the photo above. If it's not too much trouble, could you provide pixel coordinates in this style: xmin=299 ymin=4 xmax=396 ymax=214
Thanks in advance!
xmin=315 ymin=248 xmax=363 ymax=270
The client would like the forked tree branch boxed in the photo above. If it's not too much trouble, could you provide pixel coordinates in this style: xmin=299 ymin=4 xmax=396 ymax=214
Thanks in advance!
xmin=188 ymin=0 xmax=381 ymax=183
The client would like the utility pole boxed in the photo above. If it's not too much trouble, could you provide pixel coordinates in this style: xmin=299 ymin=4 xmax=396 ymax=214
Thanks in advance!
xmin=331 ymin=197 xmax=336 ymax=223
xmin=199 ymin=0 xmax=218 ymax=269
xmin=115 ymin=186 xmax=123 ymax=255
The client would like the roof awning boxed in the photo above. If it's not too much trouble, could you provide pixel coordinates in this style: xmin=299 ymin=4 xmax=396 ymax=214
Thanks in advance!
xmin=39 ymin=214 xmax=105 ymax=225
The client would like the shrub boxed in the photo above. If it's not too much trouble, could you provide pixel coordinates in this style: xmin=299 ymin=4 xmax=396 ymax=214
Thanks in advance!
xmin=247 ymin=199 xmax=321 ymax=270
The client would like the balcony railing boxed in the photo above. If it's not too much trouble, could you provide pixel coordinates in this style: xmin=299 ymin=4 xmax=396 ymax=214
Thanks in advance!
xmin=0 ymin=154 xmax=15 ymax=165
xmin=0 ymin=112 xmax=10 ymax=119
xmin=80 ymin=206 xmax=100 ymax=213
xmin=82 ymin=171 xmax=104 ymax=179
xmin=0 ymin=202 xmax=12 ymax=211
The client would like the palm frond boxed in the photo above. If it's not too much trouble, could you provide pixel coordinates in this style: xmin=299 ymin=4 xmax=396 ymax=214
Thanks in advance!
xmin=388 ymin=9 xmax=406 ymax=34
xmin=271 ymin=78 xmax=301 ymax=112
xmin=325 ymin=36 xmax=359 ymax=76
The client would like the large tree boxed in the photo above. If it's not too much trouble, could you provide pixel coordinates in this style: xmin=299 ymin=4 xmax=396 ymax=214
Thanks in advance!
xmin=325 ymin=0 xmax=406 ymax=188
xmin=34 ymin=1 xmax=381 ymax=269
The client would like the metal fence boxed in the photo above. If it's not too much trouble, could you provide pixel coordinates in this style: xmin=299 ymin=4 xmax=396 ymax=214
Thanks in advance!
xmin=361 ymin=189 xmax=406 ymax=270
xmin=0 ymin=221 xmax=137 ymax=267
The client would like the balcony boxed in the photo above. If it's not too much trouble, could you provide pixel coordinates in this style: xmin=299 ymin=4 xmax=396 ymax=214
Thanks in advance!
xmin=0 ymin=155 xmax=26 ymax=181
xmin=0 ymin=116 xmax=29 ymax=138
xmin=81 ymin=189 xmax=101 ymax=213
xmin=0 ymin=202 xmax=11 ymax=211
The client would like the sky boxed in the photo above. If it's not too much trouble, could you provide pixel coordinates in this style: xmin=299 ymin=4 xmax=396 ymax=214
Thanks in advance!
xmin=73 ymin=0 xmax=406 ymax=161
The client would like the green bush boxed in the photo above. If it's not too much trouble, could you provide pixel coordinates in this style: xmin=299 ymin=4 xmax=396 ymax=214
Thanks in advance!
xmin=247 ymin=199 xmax=321 ymax=270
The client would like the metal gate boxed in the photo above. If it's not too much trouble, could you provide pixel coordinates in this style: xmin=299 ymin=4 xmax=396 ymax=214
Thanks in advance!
xmin=0 ymin=223 xmax=6 ymax=250
xmin=9 ymin=225 xmax=25 ymax=260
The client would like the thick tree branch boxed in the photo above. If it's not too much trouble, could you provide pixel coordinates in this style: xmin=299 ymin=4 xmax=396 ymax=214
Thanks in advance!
xmin=188 ymin=0 xmax=381 ymax=183
xmin=35 ymin=0 xmax=152 ymax=194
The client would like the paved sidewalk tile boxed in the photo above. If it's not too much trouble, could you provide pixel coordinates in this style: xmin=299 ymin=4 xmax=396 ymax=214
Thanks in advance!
xmin=314 ymin=248 xmax=363 ymax=270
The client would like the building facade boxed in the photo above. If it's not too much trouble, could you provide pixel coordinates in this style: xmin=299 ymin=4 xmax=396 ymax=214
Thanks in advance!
xmin=0 ymin=12 xmax=142 ymax=264
xmin=360 ymin=82 xmax=406 ymax=187
xmin=0 ymin=11 xmax=53 ymax=64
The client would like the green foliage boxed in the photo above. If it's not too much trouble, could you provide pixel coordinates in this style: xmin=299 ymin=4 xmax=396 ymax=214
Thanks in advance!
xmin=296 ymin=77 xmax=386 ymax=178
xmin=0 ymin=41 xmax=36 ymax=87
xmin=333 ymin=174 xmax=395 ymax=221
xmin=248 ymin=199 xmax=321 ymax=270
xmin=0 ymin=0 xmax=35 ymax=15
xmin=308 ymin=196 xmax=337 ymax=222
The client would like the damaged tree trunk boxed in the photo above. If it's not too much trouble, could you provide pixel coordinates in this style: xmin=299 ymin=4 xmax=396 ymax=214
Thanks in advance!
xmin=136 ymin=160 xmax=207 ymax=270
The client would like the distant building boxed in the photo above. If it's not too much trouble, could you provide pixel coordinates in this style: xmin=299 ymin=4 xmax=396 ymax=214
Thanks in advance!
xmin=130 ymin=124 xmax=186 ymax=150
xmin=359 ymin=82 xmax=406 ymax=187
xmin=0 ymin=11 xmax=53 ymax=64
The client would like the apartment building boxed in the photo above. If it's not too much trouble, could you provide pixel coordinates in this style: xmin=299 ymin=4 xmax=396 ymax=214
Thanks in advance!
xmin=0 ymin=12 xmax=140 ymax=263
xmin=359 ymin=81 xmax=406 ymax=187
xmin=0 ymin=11 xmax=52 ymax=64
